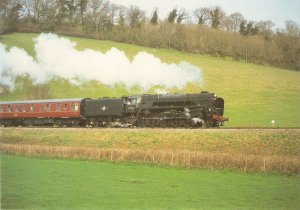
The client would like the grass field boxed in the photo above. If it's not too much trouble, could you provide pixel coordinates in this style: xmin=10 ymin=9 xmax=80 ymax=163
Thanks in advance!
xmin=2 ymin=153 xmax=300 ymax=209
xmin=1 ymin=33 xmax=300 ymax=127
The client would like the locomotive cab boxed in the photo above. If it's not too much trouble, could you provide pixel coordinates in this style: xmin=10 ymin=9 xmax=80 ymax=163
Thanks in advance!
xmin=212 ymin=97 xmax=228 ymax=126
xmin=216 ymin=97 xmax=224 ymax=116
xmin=122 ymin=95 xmax=142 ymax=114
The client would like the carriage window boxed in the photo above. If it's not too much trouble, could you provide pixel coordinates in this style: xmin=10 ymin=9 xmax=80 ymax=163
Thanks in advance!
xmin=71 ymin=103 xmax=78 ymax=111
xmin=71 ymin=103 xmax=75 ymax=111
xmin=56 ymin=103 xmax=61 ymax=111
xmin=30 ymin=104 xmax=34 ymax=112
xmin=22 ymin=105 xmax=26 ymax=112
xmin=14 ymin=106 xmax=18 ymax=112
xmin=7 ymin=105 xmax=11 ymax=112
xmin=45 ymin=104 xmax=50 ymax=112
xmin=0 ymin=105 xmax=3 ymax=112
xmin=40 ymin=104 xmax=43 ymax=112
xmin=64 ymin=104 xmax=67 ymax=110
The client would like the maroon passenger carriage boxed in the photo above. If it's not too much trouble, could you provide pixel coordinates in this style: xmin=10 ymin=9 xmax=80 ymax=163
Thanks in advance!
xmin=0 ymin=98 xmax=85 ymax=126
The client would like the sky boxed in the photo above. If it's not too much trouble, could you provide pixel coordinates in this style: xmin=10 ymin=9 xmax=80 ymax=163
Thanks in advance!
xmin=109 ymin=0 xmax=300 ymax=28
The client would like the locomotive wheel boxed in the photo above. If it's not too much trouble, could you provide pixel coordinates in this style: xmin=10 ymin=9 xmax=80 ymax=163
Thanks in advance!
xmin=127 ymin=116 xmax=137 ymax=125
xmin=184 ymin=120 xmax=191 ymax=128
xmin=156 ymin=119 xmax=162 ymax=127
xmin=138 ymin=120 xmax=145 ymax=128
xmin=204 ymin=120 xmax=213 ymax=128
xmin=166 ymin=120 xmax=172 ymax=128
xmin=170 ymin=120 xmax=177 ymax=128
xmin=144 ymin=119 xmax=150 ymax=127
xmin=160 ymin=120 xmax=167 ymax=128
xmin=179 ymin=119 xmax=185 ymax=127
xmin=213 ymin=120 xmax=220 ymax=128
xmin=154 ymin=119 xmax=162 ymax=128
xmin=149 ymin=119 xmax=155 ymax=128
xmin=173 ymin=119 xmax=180 ymax=128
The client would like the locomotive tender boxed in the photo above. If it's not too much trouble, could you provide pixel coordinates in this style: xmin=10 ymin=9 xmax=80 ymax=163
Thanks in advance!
xmin=0 ymin=91 xmax=228 ymax=128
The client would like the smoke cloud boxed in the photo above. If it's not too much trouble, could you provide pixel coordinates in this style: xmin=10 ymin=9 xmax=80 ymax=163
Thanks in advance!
xmin=0 ymin=33 xmax=202 ymax=90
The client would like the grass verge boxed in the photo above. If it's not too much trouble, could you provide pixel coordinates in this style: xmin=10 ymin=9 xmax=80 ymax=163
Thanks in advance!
xmin=1 ymin=143 xmax=299 ymax=174
xmin=1 ymin=128 xmax=299 ymax=174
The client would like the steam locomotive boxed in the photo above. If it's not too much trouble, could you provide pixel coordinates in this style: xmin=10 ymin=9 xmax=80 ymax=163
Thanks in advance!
xmin=0 ymin=91 xmax=228 ymax=128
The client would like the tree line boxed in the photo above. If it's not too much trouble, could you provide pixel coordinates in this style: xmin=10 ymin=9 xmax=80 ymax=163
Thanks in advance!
xmin=1 ymin=0 xmax=299 ymax=70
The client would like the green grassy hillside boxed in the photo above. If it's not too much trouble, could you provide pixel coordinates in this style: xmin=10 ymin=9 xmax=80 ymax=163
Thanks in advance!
xmin=1 ymin=33 xmax=300 ymax=127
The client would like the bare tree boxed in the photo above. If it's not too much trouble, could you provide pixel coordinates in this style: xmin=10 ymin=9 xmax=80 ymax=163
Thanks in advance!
xmin=127 ymin=6 xmax=145 ymax=29
xmin=77 ymin=0 xmax=88 ymax=30
xmin=210 ymin=6 xmax=225 ymax=29
xmin=176 ymin=8 xmax=189 ymax=23
xmin=86 ymin=0 xmax=111 ymax=32
xmin=0 ymin=0 xmax=23 ymax=32
xmin=228 ymin=12 xmax=244 ymax=32
xmin=38 ymin=0 xmax=57 ymax=30
xmin=256 ymin=20 xmax=274 ymax=40
xmin=257 ymin=20 xmax=274 ymax=32
xmin=194 ymin=7 xmax=210 ymax=25
xmin=107 ymin=3 xmax=118 ymax=27
xmin=117 ymin=5 xmax=126 ymax=27
xmin=283 ymin=20 xmax=300 ymax=37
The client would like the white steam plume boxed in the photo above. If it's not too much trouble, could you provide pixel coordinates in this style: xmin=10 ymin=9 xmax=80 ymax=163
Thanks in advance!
xmin=0 ymin=33 xmax=203 ymax=90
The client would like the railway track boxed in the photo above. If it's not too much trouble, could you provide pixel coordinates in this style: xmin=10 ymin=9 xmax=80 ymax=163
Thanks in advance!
xmin=1 ymin=126 xmax=299 ymax=131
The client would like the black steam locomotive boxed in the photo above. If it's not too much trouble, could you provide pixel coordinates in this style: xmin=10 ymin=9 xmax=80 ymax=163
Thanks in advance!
xmin=0 ymin=91 xmax=228 ymax=128
xmin=87 ymin=91 xmax=228 ymax=128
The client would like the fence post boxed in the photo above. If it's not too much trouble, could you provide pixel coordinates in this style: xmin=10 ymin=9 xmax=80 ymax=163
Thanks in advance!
xmin=244 ymin=157 xmax=248 ymax=172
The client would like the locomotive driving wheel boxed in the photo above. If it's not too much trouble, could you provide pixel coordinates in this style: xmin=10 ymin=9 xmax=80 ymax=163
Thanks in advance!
xmin=126 ymin=115 xmax=137 ymax=125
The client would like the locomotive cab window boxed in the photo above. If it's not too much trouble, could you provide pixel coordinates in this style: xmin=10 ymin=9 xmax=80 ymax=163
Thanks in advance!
xmin=127 ymin=98 xmax=137 ymax=106
xmin=131 ymin=99 xmax=137 ymax=105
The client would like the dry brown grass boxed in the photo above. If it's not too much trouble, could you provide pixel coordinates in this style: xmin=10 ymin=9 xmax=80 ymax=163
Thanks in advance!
xmin=1 ymin=128 xmax=299 ymax=174
xmin=1 ymin=128 xmax=300 ymax=156
xmin=1 ymin=143 xmax=299 ymax=174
